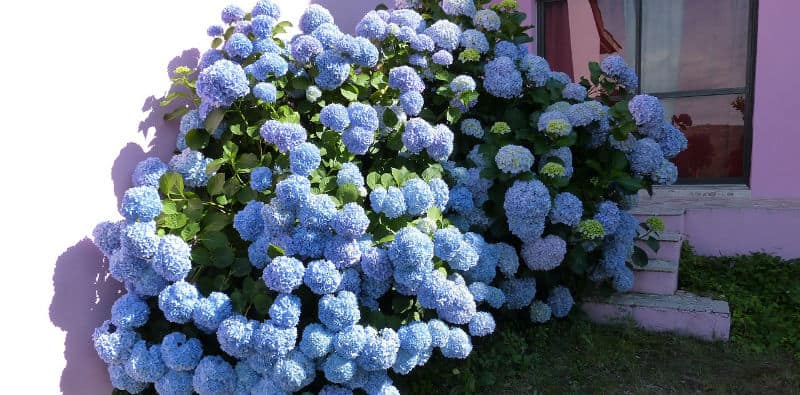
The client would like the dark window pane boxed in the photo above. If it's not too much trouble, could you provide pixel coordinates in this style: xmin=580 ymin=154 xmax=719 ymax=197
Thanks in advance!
xmin=642 ymin=0 xmax=750 ymax=93
xmin=666 ymin=95 xmax=746 ymax=179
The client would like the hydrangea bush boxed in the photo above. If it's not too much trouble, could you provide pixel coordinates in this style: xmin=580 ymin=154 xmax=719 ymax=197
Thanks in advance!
xmin=91 ymin=1 xmax=685 ymax=394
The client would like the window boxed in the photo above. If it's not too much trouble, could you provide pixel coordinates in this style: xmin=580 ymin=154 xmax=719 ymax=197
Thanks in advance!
xmin=538 ymin=0 xmax=758 ymax=183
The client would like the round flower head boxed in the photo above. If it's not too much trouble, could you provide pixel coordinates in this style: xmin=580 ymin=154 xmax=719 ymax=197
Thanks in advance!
xmin=520 ymin=54 xmax=551 ymax=86
xmin=550 ymin=192 xmax=583 ymax=226
xmin=334 ymin=324 xmax=367 ymax=359
xmin=501 ymin=277 xmax=537 ymax=309
xmin=252 ymin=82 xmax=277 ymax=103
xmin=529 ymin=300 xmax=552 ymax=323
xmin=111 ymin=293 xmax=150 ymax=329
xmin=324 ymin=353 xmax=357 ymax=384
xmin=331 ymin=203 xmax=370 ymax=239
xmin=252 ymin=319 xmax=297 ymax=356
xmin=347 ymin=37 xmax=380 ymax=67
xmin=397 ymin=321 xmax=432 ymax=354
xmin=297 ymin=193 xmax=337 ymax=230
xmin=539 ymin=147 xmax=574 ymax=178
xmin=537 ymin=111 xmax=572 ymax=137
xmin=290 ymin=34 xmax=324 ymax=64
xmin=484 ymin=56 xmax=523 ymax=99
xmin=562 ymin=83 xmax=587 ymax=101
xmin=411 ymin=34 xmax=435 ymax=52
xmin=299 ymin=323 xmax=334 ymax=359
xmin=289 ymin=142 xmax=321 ymax=177
xmin=321 ymin=103 xmax=351 ymax=132
xmin=207 ymin=24 xmax=224 ymax=37
xmin=93 ymin=220 xmax=123 ymax=258
xmin=432 ymin=49 xmax=454 ymax=66
xmin=601 ymin=54 xmax=639 ymax=90
xmin=251 ymin=14 xmax=276 ymax=39
xmin=275 ymin=174 xmax=312 ymax=208
xmin=442 ymin=0 xmax=476 ymax=16
xmin=547 ymin=286 xmax=574 ymax=318
xmin=357 ymin=327 xmax=401 ymax=371
xmin=233 ymin=200 xmax=265 ymax=242
xmin=324 ymin=236 xmax=362 ymax=269
xmin=389 ymin=9 xmax=425 ymax=31
xmin=427 ymin=178 xmax=449 ymax=211
xmin=425 ymin=20 xmax=461 ymax=51
xmin=93 ymin=320 xmax=139 ymax=364
xmin=319 ymin=291 xmax=361 ymax=332
xmin=459 ymin=118 xmax=484 ymax=139
xmin=300 ymin=4 xmax=334 ymax=33
xmin=400 ymin=91 xmax=424 ymax=116
xmin=468 ymin=311 xmax=496 ymax=337
xmin=169 ymin=148 xmax=214 ymax=188
xmin=224 ymin=32 xmax=253 ymax=59
xmin=356 ymin=10 xmax=388 ymax=40
xmin=272 ymin=350 xmax=316 ymax=392
xmin=400 ymin=178 xmax=434 ymax=217
xmin=628 ymin=94 xmax=664 ymax=128
xmin=160 ymin=332 xmax=203 ymax=371
xmin=628 ymin=137 xmax=664 ymax=175
xmin=108 ymin=363 xmax=147 ymax=393
xmin=447 ymin=187 xmax=474 ymax=213
xmin=121 ymin=221 xmax=159 ymax=259
xmin=263 ymin=256 xmax=305 ymax=293
xmin=306 ymin=85 xmax=323 ymax=102
xmin=158 ymin=281 xmax=199 ymax=324
xmin=252 ymin=0 xmax=281 ymax=19
xmin=125 ymin=340 xmax=167 ymax=383
xmin=221 ymin=5 xmax=245 ymax=24
xmin=594 ymin=200 xmax=621 ymax=236
xmin=253 ymin=38 xmax=282 ymax=55
xmin=260 ymin=121 xmax=308 ymax=153
xmin=315 ymin=51 xmax=351 ymax=90
xmin=193 ymin=356 xmax=236 ymax=395
xmin=128 ymin=265 xmax=169 ymax=297
xmin=120 ymin=186 xmax=162 ymax=222
xmin=217 ymin=315 xmax=256 ymax=358
xmin=132 ymin=157 xmax=168 ymax=188
xmin=459 ymin=29 xmax=489 ymax=53
xmin=494 ymin=242 xmax=519 ymax=278
xmin=246 ymin=52 xmax=289 ymax=80
xmin=268 ymin=293 xmax=302 ymax=328
xmin=522 ymin=235 xmax=567 ymax=271
xmin=658 ymin=123 xmax=688 ymax=158
xmin=389 ymin=66 xmax=425 ymax=93
xmin=402 ymin=118 xmax=434 ymax=153
xmin=196 ymin=59 xmax=249 ymax=108
xmin=250 ymin=166 xmax=273 ymax=192
xmin=441 ymin=328 xmax=472 ymax=359
xmin=427 ymin=124 xmax=454 ymax=161
xmin=652 ymin=159 xmax=678 ymax=185
xmin=151 ymin=235 xmax=191 ymax=282
xmin=337 ymin=162 xmax=364 ymax=188
xmin=613 ymin=266 xmax=635 ymax=292
xmin=450 ymin=75 xmax=476 ymax=93
xmin=495 ymin=145 xmax=534 ymax=174
xmin=304 ymin=259 xmax=343 ymax=295
xmin=155 ymin=370 xmax=193 ymax=395
xmin=348 ymin=102 xmax=379 ymax=131
xmin=342 ymin=126 xmax=375 ymax=155
xmin=473 ymin=9 xmax=501 ymax=31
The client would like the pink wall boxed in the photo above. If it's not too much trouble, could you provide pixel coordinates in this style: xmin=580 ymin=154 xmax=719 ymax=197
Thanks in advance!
xmin=749 ymin=0 xmax=800 ymax=198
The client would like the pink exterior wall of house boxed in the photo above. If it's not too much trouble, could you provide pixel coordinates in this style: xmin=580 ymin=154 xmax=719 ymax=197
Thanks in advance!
xmin=749 ymin=0 xmax=800 ymax=198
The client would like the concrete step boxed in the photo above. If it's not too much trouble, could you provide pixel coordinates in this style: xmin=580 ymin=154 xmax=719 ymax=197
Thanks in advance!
xmin=632 ymin=259 xmax=679 ymax=295
xmin=581 ymin=290 xmax=731 ymax=341
xmin=636 ymin=231 xmax=683 ymax=264
xmin=631 ymin=210 xmax=685 ymax=234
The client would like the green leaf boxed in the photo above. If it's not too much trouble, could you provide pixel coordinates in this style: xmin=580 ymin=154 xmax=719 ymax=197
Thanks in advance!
xmin=268 ymin=244 xmax=285 ymax=258
xmin=611 ymin=150 xmax=629 ymax=171
xmin=231 ymin=258 xmax=252 ymax=277
xmin=272 ymin=21 xmax=292 ymax=35
xmin=185 ymin=129 xmax=210 ymax=150
xmin=632 ymin=246 xmax=649 ymax=267
xmin=421 ymin=164 xmax=443 ymax=182
xmin=211 ymin=37 xmax=223 ymax=49
xmin=589 ymin=61 xmax=602 ymax=85
xmin=252 ymin=293 xmax=274 ymax=315
xmin=340 ymin=84 xmax=360 ymax=101
xmin=159 ymin=172 xmax=184 ymax=196
xmin=192 ymin=247 xmax=210 ymax=266
xmin=212 ymin=248 xmax=235 ymax=269
xmin=427 ymin=207 xmax=442 ymax=222
xmin=380 ymin=173 xmax=394 ymax=188
xmin=160 ymin=213 xmax=188 ymax=229
xmin=566 ymin=245 xmax=589 ymax=274
xmin=161 ymin=200 xmax=178 ymax=215
xmin=223 ymin=177 xmax=243 ymax=198
xmin=645 ymin=236 xmax=660 ymax=253
xmin=206 ymin=158 xmax=226 ymax=175
xmin=236 ymin=186 xmax=257 ymax=203
xmin=164 ymin=106 xmax=189 ymax=121
xmin=204 ymin=108 xmax=226 ymax=132
xmin=382 ymin=108 xmax=399 ymax=128
xmin=237 ymin=153 xmax=260 ymax=170
xmin=446 ymin=107 xmax=462 ymax=124
xmin=336 ymin=183 xmax=360 ymax=204
xmin=207 ymin=173 xmax=226 ymax=196
xmin=203 ymin=212 xmax=231 ymax=231
xmin=366 ymin=172 xmax=380 ymax=189
xmin=201 ymin=231 xmax=228 ymax=251
xmin=180 ymin=222 xmax=200 ymax=241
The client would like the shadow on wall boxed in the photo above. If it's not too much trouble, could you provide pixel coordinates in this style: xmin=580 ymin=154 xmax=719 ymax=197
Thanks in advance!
xmin=48 ymin=48 xmax=199 ymax=394
xmin=312 ymin=0 xmax=385 ymax=32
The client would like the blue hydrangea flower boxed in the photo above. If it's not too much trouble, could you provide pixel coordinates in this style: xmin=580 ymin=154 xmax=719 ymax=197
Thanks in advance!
xmin=595 ymin=200 xmax=621 ymax=236
xmin=396 ymin=26 xmax=417 ymax=43
xmin=127 ymin=265 xmax=169 ymax=297
xmin=658 ymin=123 xmax=688 ymax=158
xmin=252 ymin=0 xmax=281 ymax=19
xmin=529 ymin=300 xmax=552 ymax=323
xmin=613 ymin=266 xmax=634 ymax=292
xmin=321 ymin=103 xmax=351 ymax=132
xmin=460 ymin=118 xmax=484 ymax=138
xmin=426 ymin=319 xmax=449 ymax=348
xmin=427 ymin=178 xmax=449 ymax=211
xmin=297 ymin=193 xmax=337 ymax=229
xmin=337 ymin=267 xmax=362 ymax=295
xmin=484 ymin=57 xmax=522 ymax=99
xmin=389 ymin=9 xmax=425 ymax=32
xmin=252 ymin=82 xmax=277 ymax=103
xmin=348 ymin=103 xmax=379 ymax=131
xmin=519 ymin=54 xmax=551 ymax=86
xmin=111 ymin=294 xmax=149 ymax=329
xmin=501 ymin=277 xmax=537 ymax=309
xmin=108 ymin=363 xmax=147 ymax=393
xmin=495 ymin=242 xmax=519 ymax=277
xmin=221 ymin=5 xmax=245 ymax=24
xmin=400 ymin=91 xmax=424 ymax=116
xmin=427 ymin=124 xmax=454 ymax=161
xmin=441 ymin=328 xmax=472 ymax=359
xmin=432 ymin=50 xmax=454 ymax=66
xmin=246 ymin=52 xmax=289 ymax=80
xmin=300 ymin=4 xmax=334 ymax=33
xmin=495 ymin=145 xmax=534 ymax=174
xmin=450 ymin=75 xmax=476 ymax=93
xmin=549 ymin=71 xmax=572 ymax=85
xmin=539 ymin=147 xmax=574 ymax=178
xmin=269 ymin=293 xmax=302 ymax=328
xmin=250 ymin=14 xmax=276 ymax=39
xmin=493 ymin=40 xmax=520 ymax=60
xmin=306 ymin=85 xmax=323 ymax=102
xmin=313 ymin=23 xmax=345 ymax=49
xmin=274 ymin=350 xmax=317 ymax=392
xmin=155 ymin=370 xmax=193 ymax=395
xmin=410 ymin=34 xmax=435 ymax=52
xmin=522 ymin=235 xmax=567 ymax=271
xmin=628 ymin=95 xmax=664 ymax=128
xmin=473 ymin=9 xmax=501 ymax=31
xmin=331 ymin=203 xmax=370 ymax=239
xmin=357 ymin=327 xmax=400 ymax=371
xmin=402 ymin=118 xmax=434 ymax=153
xmin=198 ymin=49 xmax=224 ymax=71
xmin=334 ymin=324 xmax=366 ymax=359
xmin=442 ymin=0 xmax=477 ymax=16
xmin=348 ymin=37 xmax=380 ymax=67
xmin=537 ymin=111 xmax=573 ymax=137
xmin=337 ymin=162 xmax=364 ymax=188
xmin=192 ymin=292 xmax=232 ymax=333
xmin=207 ymin=25 xmax=224 ymax=37
xmin=121 ymin=221 xmax=159 ymax=259
xmin=158 ymin=281 xmax=199 ymax=324
xmin=169 ymin=149 xmax=214 ymax=188
xmin=425 ymin=20 xmax=461 ymax=51
xmin=217 ymin=315 xmax=255 ymax=358
xmin=324 ymin=353 xmax=357 ymax=384
xmin=260 ymin=120 xmax=308 ymax=153
xmin=300 ymin=323 xmax=334 ymax=359
xmin=652 ymin=159 xmax=678 ymax=185
xmin=132 ymin=157 xmax=168 ymax=188
xmin=468 ymin=311 xmax=495 ymax=337
xmin=562 ymin=83 xmax=587 ymax=101
xmin=263 ymin=256 xmax=305 ymax=293
xmin=252 ymin=319 xmax=297 ymax=356
xmin=120 ymin=186 xmax=162 ymax=222
xmin=356 ymin=11 xmax=388 ymax=40
xmin=249 ymin=166 xmax=273 ymax=193
xmin=224 ymin=33 xmax=253 ymax=59
xmin=196 ymin=59 xmax=249 ymax=108
xmin=397 ymin=321 xmax=432 ymax=355
xmin=388 ymin=226 xmax=433 ymax=269
xmin=93 ymin=220 xmax=123 ymax=258
xmin=290 ymin=35 xmax=324 ymax=64
xmin=324 ymin=236 xmax=362 ymax=269
xmin=193 ymin=356 xmax=236 ymax=395
xmin=447 ymin=187 xmax=474 ymax=213
xmin=547 ymin=286 xmax=574 ymax=318
xmin=342 ymin=127 xmax=375 ymax=155
xmin=628 ymin=137 xmax=664 ymax=175
xmin=401 ymin=178 xmax=434 ymax=217
xmin=151 ymin=235 xmax=191 ymax=282
xmin=550 ymin=192 xmax=583 ymax=226
xmin=389 ymin=66 xmax=425 ymax=93
xmin=93 ymin=319 xmax=139 ymax=364
xmin=503 ymin=180 xmax=551 ymax=242
xmin=160 ymin=332 xmax=203 ymax=372
xmin=125 ymin=340 xmax=167 ymax=383
xmin=289 ymin=142 xmax=321 ymax=177
xmin=361 ymin=246 xmax=392 ymax=281
xmin=233 ymin=200 xmax=265 ymax=242
xmin=319 ymin=291 xmax=361 ymax=332
xmin=600 ymin=54 xmax=638 ymax=90
xmin=315 ymin=51 xmax=351 ymax=90
xmin=459 ymin=29 xmax=489 ymax=53
xmin=275 ymin=175 xmax=312 ymax=209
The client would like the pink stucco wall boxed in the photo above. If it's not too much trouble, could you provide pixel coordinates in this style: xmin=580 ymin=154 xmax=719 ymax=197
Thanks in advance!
xmin=749 ymin=0 xmax=800 ymax=198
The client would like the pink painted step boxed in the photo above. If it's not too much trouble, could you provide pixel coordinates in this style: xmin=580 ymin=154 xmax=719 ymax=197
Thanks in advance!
xmin=632 ymin=210 xmax=686 ymax=234
xmin=636 ymin=231 xmax=683 ymax=264
xmin=581 ymin=291 xmax=731 ymax=341
xmin=632 ymin=259 xmax=678 ymax=295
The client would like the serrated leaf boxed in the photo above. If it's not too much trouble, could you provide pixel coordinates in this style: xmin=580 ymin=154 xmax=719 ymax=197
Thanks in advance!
xmin=203 ymin=212 xmax=231 ymax=231
xmin=161 ymin=200 xmax=178 ymax=215
xmin=421 ymin=164 xmax=443 ymax=182
xmin=366 ymin=172 xmax=380 ymax=189
xmin=237 ymin=153 xmax=260 ymax=170
xmin=185 ymin=129 xmax=210 ymax=150
xmin=268 ymin=244 xmax=285 ymax=258
xmin=212 ymin=248 xmax=235 ymax=268
xmin=207 ymin=173 xmax=226 ymax=196
xmin=380 ymin=173 xmax=394 ymax=188
xmin=160 ymin=213 xmax=188 ymax=229
xmin=336 ymin=183 xmax=360 ymax=204
xmin=231 ymin=258 xmax=252 ymax=277
xmin=159 ymin=172 xmax=184 ymax=197
xmin=205 ymin=108 xmax=226 ymax=132
xmin=201 ymin=231 xmax=228 ymax=251
xmin=207 ymin=158 xmax=226 ymax=175
xmin=340 ymin=84 xmax=360 ymax=101
xmin=180 ymin=222 xmax=200 ymax=241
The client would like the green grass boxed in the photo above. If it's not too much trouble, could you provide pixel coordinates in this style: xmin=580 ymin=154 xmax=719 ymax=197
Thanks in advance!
xmin=397 ymin=246 xmax=800 ymax=394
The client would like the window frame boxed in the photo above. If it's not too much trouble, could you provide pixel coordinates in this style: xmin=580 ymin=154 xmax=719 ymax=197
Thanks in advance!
xmin=537 ymin=0 xmax=760 ymax=185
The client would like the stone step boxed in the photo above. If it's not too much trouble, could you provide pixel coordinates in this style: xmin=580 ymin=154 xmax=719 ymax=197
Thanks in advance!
xmin=632 ymin=210 xmax=685 ymax=234
xmin=636 ymin=231 xmax=683 ymax=264
xmin=581 ymin=290 xmax=731 ymax=341
xmin=632 ymin=259 xmax=679 ymax=295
